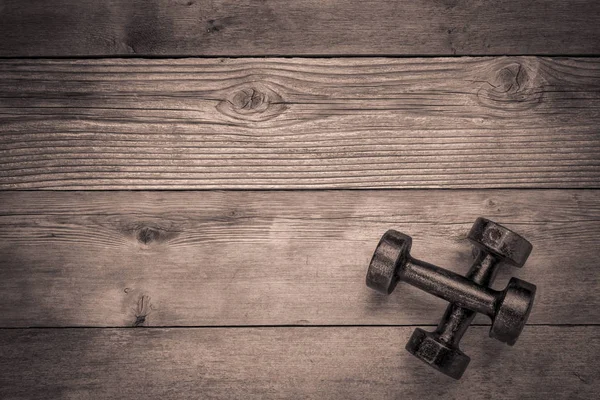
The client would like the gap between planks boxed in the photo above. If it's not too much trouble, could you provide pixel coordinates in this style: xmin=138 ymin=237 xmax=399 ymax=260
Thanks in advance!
xmin=1 ymin=323 xmax=598 ymax=330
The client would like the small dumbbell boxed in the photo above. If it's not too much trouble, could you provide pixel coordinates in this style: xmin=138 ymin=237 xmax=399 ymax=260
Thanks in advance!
xmin=405 ymin=218 xmax=533 ymax=379
xmin=366 ymin=223 xmax=536 ymax=375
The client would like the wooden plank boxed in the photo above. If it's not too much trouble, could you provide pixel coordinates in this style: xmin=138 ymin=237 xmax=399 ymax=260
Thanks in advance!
xmin=0 ymin=190 xmax=598 ymax=327
xmin=1 ymin=57 xmax=599 ymax=189
xmin=0 ymin=326 xmax=597 ymax=399
xmin=1 ymin=1 xmax=599 ymax=56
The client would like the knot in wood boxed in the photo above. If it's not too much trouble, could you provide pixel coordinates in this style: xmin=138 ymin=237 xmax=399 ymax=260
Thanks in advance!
xmin=217 ymin=82 xmax=287 ymax=123
xmin=121 ymin=220 xmax=180 ymax=245
xmin=477 ymin=60 xmax=543 ymax=111
xmin=232 ymin=88 xmax=268 ymax=113
xmin=137 ymin=226 xmax=159 ymax=244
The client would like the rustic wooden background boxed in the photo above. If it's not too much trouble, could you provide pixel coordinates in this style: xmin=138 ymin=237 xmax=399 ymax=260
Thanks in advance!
xmin=1 ymin=1 xmax=599 ymax=398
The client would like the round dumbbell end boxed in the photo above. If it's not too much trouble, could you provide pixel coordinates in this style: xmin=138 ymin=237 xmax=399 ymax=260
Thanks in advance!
xmin=489 ymin=278 xmax=536 ymax=345
xmin=406 ymin=328 xmax=470 ymax=380
xmin=366 ymin=230 xmax=412 ymax=295
xmin=468 ymin=218 xmax=533 ymax=267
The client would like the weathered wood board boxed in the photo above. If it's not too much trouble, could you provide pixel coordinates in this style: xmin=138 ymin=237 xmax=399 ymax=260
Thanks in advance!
xmin=1 ymin=57 xmax=599 ymax=189
xmin=1 ymin=0 xmax=599 ymax=56
xmin=0 ymin=327 xmax=596 ymax=399
xmin=1 ymin=0 xmax=599 ymax=395
xmin=1 ymin=190 xmax=597 ymax=327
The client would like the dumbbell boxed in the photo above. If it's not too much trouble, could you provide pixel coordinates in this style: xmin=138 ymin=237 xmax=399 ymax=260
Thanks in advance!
xmin=366 ymin=219 xmax=536 ymax=378
xmin=405 ymin=218 xmax=534 ymax=379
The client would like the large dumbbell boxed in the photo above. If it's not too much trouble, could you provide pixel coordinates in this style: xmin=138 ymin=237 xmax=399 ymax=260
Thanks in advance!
xmin=366 ymin=221 xmax=536 ymax=376
xmin=405 ymin=218 xmax=533 ymax=379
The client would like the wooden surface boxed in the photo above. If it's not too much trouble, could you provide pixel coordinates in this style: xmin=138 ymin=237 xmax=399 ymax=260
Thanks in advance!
xmin=1 ymin=190 xmax=599 ymax=327
xmin=1 ymin=0 xmax=599 ymax=56
xmin=1 ymin=57 xmax=599 ymax=189
xmin=1 ymin=327 xmax=597 ymax=399
xmin=1 ymin=0 xmax=599 ymax=397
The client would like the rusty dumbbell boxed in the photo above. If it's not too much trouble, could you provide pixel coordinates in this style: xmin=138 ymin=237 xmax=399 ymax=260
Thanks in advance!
xmin=366 ymin=218 xmax=536 ymax=379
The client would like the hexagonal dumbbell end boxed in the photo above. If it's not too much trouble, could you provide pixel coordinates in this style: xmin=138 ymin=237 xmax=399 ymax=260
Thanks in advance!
xmin=468 ymin=217 xmax=533 ymax=268
xmin=405 ymin=328 xmax=470 ymax=380
xmin=366 ymin=230 xmax=412 ymax=294
xmin=490 ymin=277 xmax=536 ymax=345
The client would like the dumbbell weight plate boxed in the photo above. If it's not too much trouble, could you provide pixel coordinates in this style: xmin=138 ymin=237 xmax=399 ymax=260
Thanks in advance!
xmin=406 ymin=328 xmax=470 ymax=380
xmin=468 ymin=218 xmax=533 ymax=267
xmin=366 ymin=230 xmax=412 ymax=294
xmin=490 ymin=277 xmax=537 ymax=345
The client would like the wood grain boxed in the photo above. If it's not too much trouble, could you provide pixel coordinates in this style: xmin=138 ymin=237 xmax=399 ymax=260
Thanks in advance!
xmin=0 ymin=326 xmax=597 ymax=399
xmin=1 ymin=190 xmax=598 ymax=327
xmin=1 ymin=57 xmax=599 ymax=189
xmin=0 ymin=0 xmax=599 ymax=56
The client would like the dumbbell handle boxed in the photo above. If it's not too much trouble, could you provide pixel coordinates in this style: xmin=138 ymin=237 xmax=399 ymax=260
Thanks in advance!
xmin=435 ymin=251 xmax=500 ymax=346
xmin=399 ymin=256 xmax=499 ymax=317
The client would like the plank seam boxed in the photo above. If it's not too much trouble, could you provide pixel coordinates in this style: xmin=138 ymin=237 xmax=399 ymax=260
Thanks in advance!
xmin=1 ymin=187 xmax=600 ymax=193
xmin=1 ymin=54 xmax=600 ymax=60
xmin=1 ymin=323 xmax=598 ymax=330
